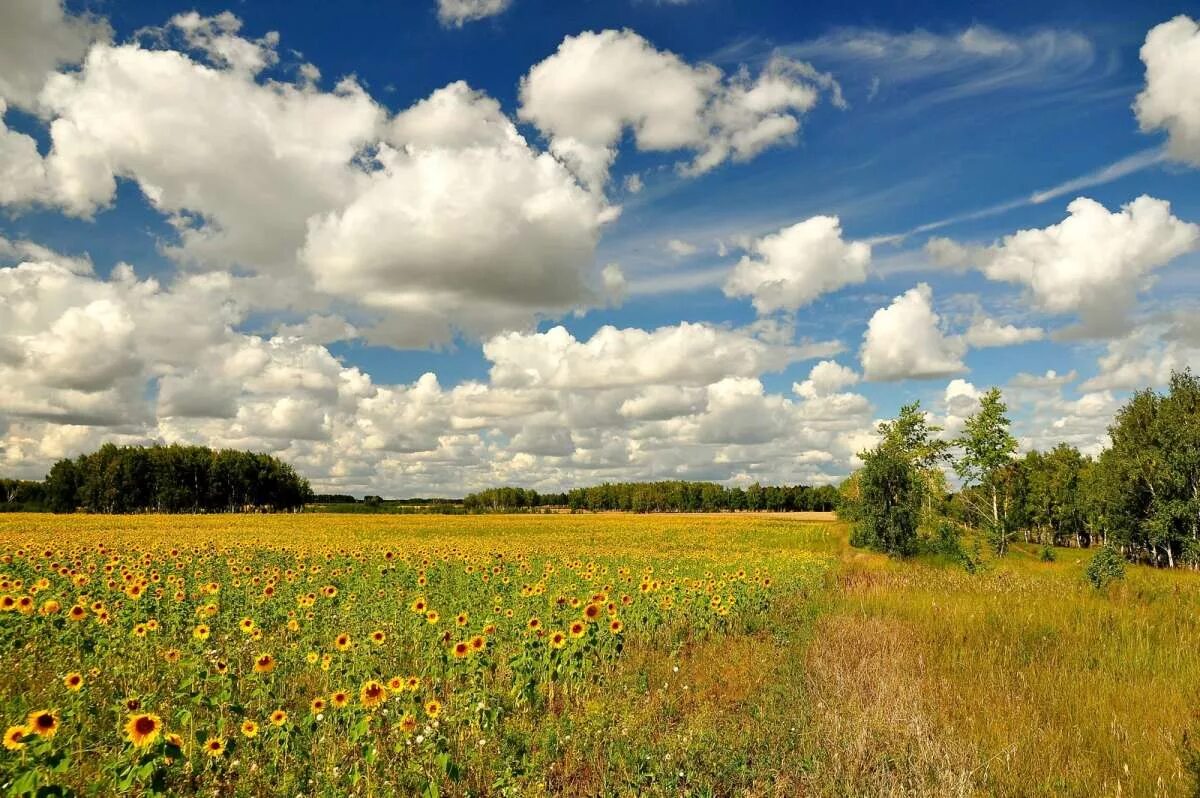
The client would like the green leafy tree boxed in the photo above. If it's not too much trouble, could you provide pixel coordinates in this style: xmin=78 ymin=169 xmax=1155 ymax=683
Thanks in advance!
xmin=877 ymin=401 xmax=951 ymax=521
xmin=1097 ymin=370 xmax=1200 ymax=567
xmin=954 ymin=388 xmax=1019 ymax=554
xmin=44 ymin=458 xmax=81 ymax=513
xmin=850 ymin=439 xmax=923 ymax=556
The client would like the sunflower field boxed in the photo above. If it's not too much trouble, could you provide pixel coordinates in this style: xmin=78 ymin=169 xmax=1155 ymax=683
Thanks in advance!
xmin=0 ymin=513 xmax=834 ymax=797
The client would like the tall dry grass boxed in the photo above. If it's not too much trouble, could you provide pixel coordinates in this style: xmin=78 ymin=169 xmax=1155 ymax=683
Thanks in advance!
xmin=799 ymin=542 xmax=1200 ymax=797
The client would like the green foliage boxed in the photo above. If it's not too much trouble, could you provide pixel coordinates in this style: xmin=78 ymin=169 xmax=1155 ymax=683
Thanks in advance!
xmin=36 ymin=443 xmax=312 ymax=514
xmin=556 ymin=481 xmax=838 ymax=513
xmin=846 ymin=401 xmax=954 ymax=558
xmin=850 ymin=439 xmax=923 ymax=557
xmin=1090 ymin=369 xmax=1200 ymax=567
xmin=0 ymin=478 xmax=47 ymax=512
xmin=931 ymin=518 xmax=963 ymax=557
xmin=1040 ymin=544 xmax=1056 ymax=562
xmin=1085 ymin=544 xmax=1127 ymax=590
xmin=878 ymin=402 xmax=951 ymax=471
xmin=1021 ymin=444 xmax=1090 ymax=546
xmin=954 ymin=388 xmax=1019 ymax=555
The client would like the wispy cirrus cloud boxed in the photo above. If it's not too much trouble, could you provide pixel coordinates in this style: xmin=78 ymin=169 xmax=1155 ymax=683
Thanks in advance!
xmin=779 ymin=24 xmax=1104 ymax=108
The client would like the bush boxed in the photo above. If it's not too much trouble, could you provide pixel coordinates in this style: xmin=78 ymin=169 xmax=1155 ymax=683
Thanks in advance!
xmin=1085 ymin=544 xmax=1126 ymax=590
xmin=849 ymin=443 xmax=923 ymax=557
xmin=933 ymin=519 xmax=962 ymax=556
xmin=1040 ymin=544 xmax=1056 ymax=563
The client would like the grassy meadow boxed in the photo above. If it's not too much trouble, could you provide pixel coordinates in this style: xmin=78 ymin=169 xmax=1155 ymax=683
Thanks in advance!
xmin=0 ymin=512 xmax=1197 ymax=796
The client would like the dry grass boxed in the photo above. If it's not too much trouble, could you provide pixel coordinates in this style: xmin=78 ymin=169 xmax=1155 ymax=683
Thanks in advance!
xmin=799 ymin=542 xmax=1200 ymax=797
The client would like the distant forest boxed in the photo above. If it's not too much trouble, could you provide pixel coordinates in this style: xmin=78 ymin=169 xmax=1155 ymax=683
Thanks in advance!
xmin=2 ymin=443 xmax=312 ymax=514
xmin=462 ymin=482 xmax=840 ymax=513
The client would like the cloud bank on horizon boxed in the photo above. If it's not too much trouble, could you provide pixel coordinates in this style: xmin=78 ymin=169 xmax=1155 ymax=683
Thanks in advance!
xmin=0 ymin=0 xmax=1197 ymax=495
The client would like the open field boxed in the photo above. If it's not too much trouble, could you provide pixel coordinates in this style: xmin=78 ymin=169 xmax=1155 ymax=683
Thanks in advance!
xmin=1 ymin=513 xmax=1198 ymax=797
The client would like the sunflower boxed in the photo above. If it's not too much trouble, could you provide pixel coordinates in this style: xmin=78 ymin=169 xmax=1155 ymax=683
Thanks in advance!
xmin=455 ymin=612 xmax=469 ymax=627
xmin=370 ymin=630 xmax=386 ymax=645
xmin=405 ymin=676 xmax=421 ymax=692
xmin=286 ymin=618 xmax=300 ymax=632
xmin=360 ymin=680 xmax=388 ymax=710
xmin=0 ymin=595 xmax=15 ymax=612
xmin=400 ymin=714 xmax=417 ymax=734
xmin=549 ymin=631 xmax=568 ymax=649
xmin=165 ymin=732 xmax=185 ymax=749
xmin=238 ymin=617 xmax=255 ymax=633
xmin=309 ymin=697 xmax=327 ymax=713
xmin=569 ymin=621 xmax=586 ymax=639
xmin=305 ymin=651 xmax=319 ymax=665
xmin=609 ymin=618 xmax=624 ymax=634
xmin=451 ymin=640 xmax=470 ymax=659
xmin=330 ymin=690 xmax=350 ymax=709
xmin=410 ymin=597 xmax=427 ymax=613
xmin=67 ymin=605 xmax=86 ymax=622
xmin=424 ymin=699 xmax=441 ymax=718
xmin=202 ymin=736 xmax=225 ymax=758
xmin=163 ymin=648 xmax=181 ymax=664
xmin=527 ymin=616 xmax=541 ymax=632
xmin=213 ymin=660 xmax=229 ymax=676
xmin=470 ymin=634 xmax=487 ymax=652
xmin=387 ymin=676 xmax=404 ymax=691
xmin=253 ymin=653 xmax=275 ymax=674
xmin=425 ymin=610 xmax=439 ymax=624
xmin=125 ymin=713 xmax=163 ymax=748
xmin=63 ymin=672 xmax=84 ymax=691
xmin=240 ymin=720 xmax=258 ymax=738
xmin=334 ymin=633 xmax=352 ymax=651
xmin=3 ymin=726 xmax=28 ymax=751
xmin=26 ymin=709 xmax=59 ymax=738
xmin=193 ymin=624 xmax=210 ymax=641
xmin=270 ymin=709 xmax=288 ymax=727
xmin=583 ymin=603 xmax=602 ymax=621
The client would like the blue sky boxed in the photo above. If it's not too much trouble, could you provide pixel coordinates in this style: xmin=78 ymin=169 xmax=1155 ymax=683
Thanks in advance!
xmin=0 ymin=0 xmax=1197 ymax=494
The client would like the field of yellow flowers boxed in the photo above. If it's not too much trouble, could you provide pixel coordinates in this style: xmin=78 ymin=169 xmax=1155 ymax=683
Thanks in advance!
xmin=0 ymin=513 xmax=835 ymax=797
xmin=4 ymin=512 xmax=1199 ymax=797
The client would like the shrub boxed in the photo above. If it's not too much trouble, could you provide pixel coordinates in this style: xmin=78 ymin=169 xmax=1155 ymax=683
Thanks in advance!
xmin=1086 ymin=544 xmax=1126 ymax=590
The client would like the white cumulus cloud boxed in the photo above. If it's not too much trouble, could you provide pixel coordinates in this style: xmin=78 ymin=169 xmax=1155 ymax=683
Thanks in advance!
xmin=963 ymin=316 xmax=1045 ymax=348
xmin=723 ymin=215 xmax=870 ymax=313
xmin=928 ymin=196 xmax=1198 ymax=335
xmin=518 ymin=30 xmax=841 ymax=186
xmin=860 ymin=283 xmax=966 ymax=381
xmin=1135 ymin=15 xmax=1200 ymax=166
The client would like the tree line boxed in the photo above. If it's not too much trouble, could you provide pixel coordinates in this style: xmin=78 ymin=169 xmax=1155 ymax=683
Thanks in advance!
xmin=842 ymin=369 xmax=1200 ymax=569
xmin=0 ymin=479 xmax=48 ymax=512
xmin=22 ymin=443 xmax=313 ymax=514
xmin=463 ymin=481 xmax=839 ymax=513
